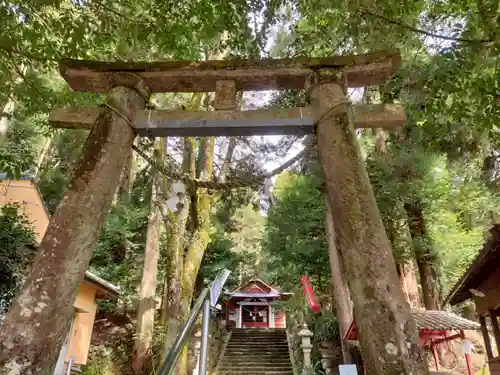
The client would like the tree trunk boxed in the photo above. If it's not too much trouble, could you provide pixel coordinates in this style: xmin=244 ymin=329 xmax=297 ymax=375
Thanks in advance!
xmin=386 ymin=218 xmax=422 ymax=310
xmin=476 ymin=0 xmax=499 ymax=56
xmin=1 ymin=65 xmax=27 ymax=140
xmin=310 ymin=81 xmax=428 ymax=375
xmin=160 ymin=137 xmax=195 ymax=368
xmin=219 ymin=137 xmax=237 ymax=181
xmin=34 ymin=136 xmax=55 ymax=177
xmin=404 ymin=201 xmax=440 ymax=310
xmin=182 ymin=137 xmax=215 ymax=310
xmin=324 ymin=196 xmax=353 ymax=364
xmin=132 ymin=158 xmax=161 ymax=375
xmin=176 ymin=136 xmax=216 ymax=375
xmin=396 ymin=262 xmax=421 ymax=309
xmin=159 ymin=93 xmax=202 ymax=372
xmin=0 ymin=80 xmax=149 ymax=375
xmin=0 ymin=96 xmax=15 ymax=139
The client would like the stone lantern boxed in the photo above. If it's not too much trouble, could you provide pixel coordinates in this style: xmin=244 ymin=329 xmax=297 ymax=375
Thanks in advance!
xmin=299 ymin=323 xmax=314 ymax=373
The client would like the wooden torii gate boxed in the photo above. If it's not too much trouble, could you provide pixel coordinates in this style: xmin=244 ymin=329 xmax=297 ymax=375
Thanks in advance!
xmin=0 ymin=51 xmax=428 ymax=375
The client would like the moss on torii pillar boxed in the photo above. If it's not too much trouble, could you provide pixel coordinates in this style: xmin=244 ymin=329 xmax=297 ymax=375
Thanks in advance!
xmin=307 ymin=73 xmax=429 ymax=375
xmin=0 ymin=73 xmax=150 ymax=375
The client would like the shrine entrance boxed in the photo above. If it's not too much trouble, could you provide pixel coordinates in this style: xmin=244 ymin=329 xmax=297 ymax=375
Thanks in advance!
xmin=0 ymin=48 xmax=431 ymax=375
xmin=241 ymin=303 xmax=269 ymax=329
xmin=224 ymin=279 xmax=291 ymax=329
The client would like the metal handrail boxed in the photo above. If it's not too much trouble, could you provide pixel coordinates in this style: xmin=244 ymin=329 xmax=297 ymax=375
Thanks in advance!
xmin=159 ymin=269 xmax=230 ymax=375
xmin=159 ymin=288 xmax=209 ymax=375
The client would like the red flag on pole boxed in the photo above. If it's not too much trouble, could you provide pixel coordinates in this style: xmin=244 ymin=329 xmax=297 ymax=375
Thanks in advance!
xmin=301 ymin=275 xmax=320 ymax=313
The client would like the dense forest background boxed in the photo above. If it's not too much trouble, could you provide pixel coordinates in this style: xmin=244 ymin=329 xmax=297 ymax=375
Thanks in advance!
xmin=0 ymin=0 xmax=499 ymax=373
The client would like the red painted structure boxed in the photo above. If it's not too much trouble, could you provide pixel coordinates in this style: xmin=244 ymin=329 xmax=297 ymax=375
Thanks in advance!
xmin=343 ymin=310 xmax=480 ymax=374
xmin=301 ymin=275 xmax=320 ymax=313
xmin=224 ymin=279 xmax=292 ymax=329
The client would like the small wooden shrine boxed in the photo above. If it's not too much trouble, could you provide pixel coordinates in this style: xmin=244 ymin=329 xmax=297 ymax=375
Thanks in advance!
xmin=224 ymin=279 xmax=292 ymax=329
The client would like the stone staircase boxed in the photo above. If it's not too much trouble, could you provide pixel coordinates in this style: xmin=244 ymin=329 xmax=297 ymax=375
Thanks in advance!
xmin=217 ymin=329 xmax=294 ymax=375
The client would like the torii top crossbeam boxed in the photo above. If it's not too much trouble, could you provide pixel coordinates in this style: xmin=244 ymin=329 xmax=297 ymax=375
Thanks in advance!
xmin=51 ymin=51 xmax=405 ymax=137
xmin=59 ymin=50 xmax=401 ymax=93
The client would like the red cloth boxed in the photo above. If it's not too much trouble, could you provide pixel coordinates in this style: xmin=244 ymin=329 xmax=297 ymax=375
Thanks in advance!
xmin=301 ymin=275 xmax=320 ymax=313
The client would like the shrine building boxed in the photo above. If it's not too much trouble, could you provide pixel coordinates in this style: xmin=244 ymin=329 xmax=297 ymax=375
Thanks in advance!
xmin=224 ymin=279 xmax=292 ymax=329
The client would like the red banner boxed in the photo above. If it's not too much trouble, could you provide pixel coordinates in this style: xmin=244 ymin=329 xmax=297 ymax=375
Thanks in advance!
xmin=301 ymin=275 xmax=320 ymax=313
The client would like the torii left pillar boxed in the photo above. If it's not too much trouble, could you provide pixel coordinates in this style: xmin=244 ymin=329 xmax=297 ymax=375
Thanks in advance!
xmin=308 ymin=74 xmax=429 ymax=375
xmin=0 ymin=73 xmax=150 ymax=375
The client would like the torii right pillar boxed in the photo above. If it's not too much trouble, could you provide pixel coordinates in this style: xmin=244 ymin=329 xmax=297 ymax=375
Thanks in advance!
xmin=308 ymin=73 xmax=429 ymax=375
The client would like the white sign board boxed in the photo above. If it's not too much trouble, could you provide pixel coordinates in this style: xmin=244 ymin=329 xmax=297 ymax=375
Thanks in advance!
xmin=339 ymin=364 xmax=358 ymax=375
xmin=210 ymin=269 xmax=231 ymax=307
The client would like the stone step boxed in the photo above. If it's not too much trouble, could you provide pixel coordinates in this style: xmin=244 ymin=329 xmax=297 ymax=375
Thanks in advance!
xmin=220 ymin=361 xmax=292 ymax=366
xmin=221 ymin=356 xmax=290 ymax=361
xmin=217 ymin=371 xmax=293 ymax=375
xmin=227 ymin=340 xmax=288 ymax=344
xmin=230 ymin=337 xmax=287 ymax=340
xmin=227 ymin=342 xmax=288 ymax=350
xmin=231 ymin=334 xmax=287 ymax=336
xmin=231 ymin=329 xmax=286 ymax=332
xmin=232 ymin=332 xmax=286 ymax=337
xmin=224 ymin=351 xmax=290 ymax=356
xmin=231 ymin=335 xmax=286 ymax=341
xmin=218 ymin=363 xmax=293 ymax=368
xmin=222 ymin=353 xmax=290 ymax=357
xmin=220 ymin=364 xmax=291 ymax=368
xmin=224 ymin=352 xmax=290 ymax=356
xmin=229 ymin=338 xmax=288 ymax=342
xmin=218 ymin=329 xmax=292 ymax=374
xmin=224 ymin=352 xmax=290 ymax=361
xmin=228 ymin=340 xmax=287 ymax=344
xmin=219 ymin=367 xmax=293 ymax=372
xmin=231 ymin=329 xmax=286 ymax=336
xmin=225 ymin=346 xmax=289 ymax=351
xmin=222 ymin=358 xmax=292 ymax=363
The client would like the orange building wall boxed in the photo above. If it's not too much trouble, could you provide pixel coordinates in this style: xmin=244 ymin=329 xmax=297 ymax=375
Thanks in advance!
xmin=66 ymin=282 xmax=98 ymax=365
xmin=0 ymin=179 xmax=49 ymax=243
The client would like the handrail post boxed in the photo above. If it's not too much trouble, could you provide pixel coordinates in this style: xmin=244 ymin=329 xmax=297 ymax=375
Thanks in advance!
xmin=65 ymin=357 xmax=75 ymax=375
xmin=199 ymin=298 xmax=211 ymax=375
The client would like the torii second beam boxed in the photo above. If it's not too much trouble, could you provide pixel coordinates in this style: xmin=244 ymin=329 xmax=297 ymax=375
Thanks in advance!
xmin=49 ymin=104 xmax=405 ymax=137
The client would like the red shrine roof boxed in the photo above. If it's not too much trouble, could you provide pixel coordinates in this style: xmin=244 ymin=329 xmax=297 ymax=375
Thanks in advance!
xmin=225 ymin=278 xmax=293 ymax=299
xmin=344 ymin=309 xmax=481 ymax=341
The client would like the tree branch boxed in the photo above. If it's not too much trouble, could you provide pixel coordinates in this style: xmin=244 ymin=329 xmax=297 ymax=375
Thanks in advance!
xmin=359 ymin=8 xmax=493 ymax=44
xmin=133 ymin=144 xmax=306 ymax=189
xmin=262 ymin=149 xmax=306 ymax=179
xmin=0 ymin=45 xmax=57 ymax=62
xmin=219 ymin=137 xmax=237 ymax=182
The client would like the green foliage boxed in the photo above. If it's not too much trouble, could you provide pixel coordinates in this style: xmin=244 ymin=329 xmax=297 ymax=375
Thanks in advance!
xmin=37 ymin=167 xmax=70 ymax=214
xmin=0 ymin=203 xmax=36 ymax=315
xmin=87 ymin=172 xmax=152 ymax=312
xmin=90 ymin=201 xmax=149 ymax=310
xmin=0 ymin=120 xmax=38 ymax=179
xmin=265 ymin=172 xmax=330 ymax=293
xmin=37 ymin=129 xmax=90 ymax=213
xmin=81 ymin=352 xmax=122 ymax=375
xmin=202 ymin=201 xmax=265 ymax=290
